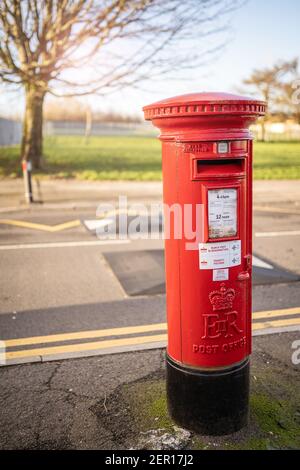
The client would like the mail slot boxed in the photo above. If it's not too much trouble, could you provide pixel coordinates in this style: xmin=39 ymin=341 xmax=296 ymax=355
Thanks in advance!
xmin=193 ymin=158 xmax=246 ymax=179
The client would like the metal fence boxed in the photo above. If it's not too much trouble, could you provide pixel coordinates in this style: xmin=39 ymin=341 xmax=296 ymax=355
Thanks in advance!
xmin=0 ymin=118 xmax=22 ymax=146
xmin=1 ymin=118 xmax=300 ymax=146
xmin=43 ymin=120 xmax=300 ymax=141
xmin=44 ymin=120 xmax=156 ymax=137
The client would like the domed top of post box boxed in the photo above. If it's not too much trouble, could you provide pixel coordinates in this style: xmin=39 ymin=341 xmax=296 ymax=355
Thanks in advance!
xmin=143 ymin=92 xmax=266 ymax=119
xmin=143 ymin=92 xmax=266 ymax=140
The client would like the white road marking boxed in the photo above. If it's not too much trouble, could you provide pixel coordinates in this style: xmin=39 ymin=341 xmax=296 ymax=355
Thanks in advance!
xmin=83 ymin=219 xmax=114 ymax=231
xmin=255 ymin=230 xmax=300 ymax=237
xmin=0 ymin=239 xmax=130 ymax=251
xmin=252 ymin=255 xmax=273 ymax=270
xmin=0 ymin=207 xmax=21 ymax=213
xmin=0 ymin=240 xmax=286 ymax=275
xmin=254 ymin=205 xmax=300 ymax=216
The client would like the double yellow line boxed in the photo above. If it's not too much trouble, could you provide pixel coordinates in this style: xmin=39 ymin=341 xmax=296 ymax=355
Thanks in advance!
xmin=4 ymin=323 xmax=167 ymax=360
xmin=252 ymin=307 xmax=300 ymax=332
xmin=2 ymin=307 xmax=300 ymax=363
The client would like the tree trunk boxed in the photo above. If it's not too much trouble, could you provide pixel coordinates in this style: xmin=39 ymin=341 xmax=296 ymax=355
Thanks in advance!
xmin=21 ymin=86 xmax=45 ymax=169
xmin=261 ymin=118 xmax=266 ymax=142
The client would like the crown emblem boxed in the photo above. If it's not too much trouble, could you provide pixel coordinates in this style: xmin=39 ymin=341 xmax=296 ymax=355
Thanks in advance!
xmin=209 ymin=283 xmax=235 ymax=311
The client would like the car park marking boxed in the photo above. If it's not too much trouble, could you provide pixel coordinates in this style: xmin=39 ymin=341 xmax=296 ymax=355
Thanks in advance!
xmin=83 ymin=219 xmax=114 ymax=231
xmin=252 ymin=255 xmax=273 ymax=269
xmin=0 ymin=218 xmax=81 ymax=232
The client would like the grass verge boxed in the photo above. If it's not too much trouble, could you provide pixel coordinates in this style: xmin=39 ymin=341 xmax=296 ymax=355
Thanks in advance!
xmin=1 ymin=136 xmax=300 ymax=180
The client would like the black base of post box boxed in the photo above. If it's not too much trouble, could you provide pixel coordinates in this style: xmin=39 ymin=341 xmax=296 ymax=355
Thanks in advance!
xmin=166 ymin=355 xmax=249 ymax=436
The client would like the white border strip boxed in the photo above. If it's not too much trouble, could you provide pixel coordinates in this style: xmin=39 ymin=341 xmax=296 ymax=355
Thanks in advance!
xmin=256 ymin=230 xmax=300 ymax=238
xmin=0 ymin=239 xmax=131 ymax=250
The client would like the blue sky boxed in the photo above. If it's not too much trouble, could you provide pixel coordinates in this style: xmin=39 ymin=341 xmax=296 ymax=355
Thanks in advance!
xmin=116 ymin=0 xmax=300 ymax=115
xmin=0 ymin=0 xmax=299 ymax=118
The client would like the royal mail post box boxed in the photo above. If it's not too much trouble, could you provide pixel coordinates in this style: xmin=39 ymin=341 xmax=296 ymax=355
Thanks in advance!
xmin=143 ymin=92 xmax=266 ymax=435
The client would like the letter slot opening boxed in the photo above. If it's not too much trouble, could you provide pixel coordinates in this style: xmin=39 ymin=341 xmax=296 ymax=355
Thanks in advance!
xmin=192 ymin=158 xmax=245 ymax=180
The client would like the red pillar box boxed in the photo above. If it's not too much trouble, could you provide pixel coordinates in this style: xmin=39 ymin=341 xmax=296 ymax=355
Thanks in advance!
xmin=143 ymin=93 xmax=266 ymax=435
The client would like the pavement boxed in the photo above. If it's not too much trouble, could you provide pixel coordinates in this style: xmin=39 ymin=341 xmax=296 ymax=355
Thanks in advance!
xmin=0 ymin=179 xmax=163 ymax=210
xmin=0 ymin=333 xmax=299 ymax=450
xmin=0 ymin=178 xmax=300 ymax=449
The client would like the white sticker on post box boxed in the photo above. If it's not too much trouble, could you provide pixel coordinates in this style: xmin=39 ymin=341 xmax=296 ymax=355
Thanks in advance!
xmin=213 ymin=268 xmax=229 ymax=281
xmin=199 ymin=240 xmax=241 ymax=270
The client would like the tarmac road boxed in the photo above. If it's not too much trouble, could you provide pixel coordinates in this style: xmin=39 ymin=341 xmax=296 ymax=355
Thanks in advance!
xmin=0 ymin=179 xmax=299 ymax=450
xmin=0 ymin=179 xmax=299 ymax=365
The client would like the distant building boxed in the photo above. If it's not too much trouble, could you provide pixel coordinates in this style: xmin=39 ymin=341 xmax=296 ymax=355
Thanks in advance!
xmin=0 ymin=118 xmax=22 ymax=146
xmin=251 ymin=120 xmax=300 ymax=141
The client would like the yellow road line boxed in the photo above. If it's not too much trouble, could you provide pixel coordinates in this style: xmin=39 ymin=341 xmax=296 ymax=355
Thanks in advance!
xmin=3 ymin=308 xmax=300 ymax=349
xmin=4 ymin=307 xmax=300 ymax=348
xmin=5 ymin=323 xmax=167 ymax=347
xmin=5 ymin=315 xmax=300 ymax=361
xmin=49 ymin=220 xmax=81 ymax=232
xmin=252 ymin=306 xmax=300 ymax=320
xmin=5 ymin=333 xmax=168 ymax=360
xmin=252 ymin=316 xmax=300 ymax=330
xmin=0 ymin=219 xmax=81 ymax=232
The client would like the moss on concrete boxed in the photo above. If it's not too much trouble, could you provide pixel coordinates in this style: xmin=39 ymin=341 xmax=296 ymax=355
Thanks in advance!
xmin=97 ymin=338 xmax=299 ymax=451
xmin=122 ymin=379 xmax=174 ymax=432
xmin=250 ymin=393 xmax=300 ymax=449
xmin=119 ymin=370 xmax=299 ymax=450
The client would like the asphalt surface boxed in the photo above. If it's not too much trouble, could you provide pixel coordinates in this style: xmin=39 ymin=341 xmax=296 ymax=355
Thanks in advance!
xmin=0 ymin=180 xmax=300 ymax=364
xmin=0 ymin=179 xmax=299 ymax=449
xmin=0 ymin=209 xmax=299 ymax=323
xmin=0 ymin=331 xmax=299 ymax=450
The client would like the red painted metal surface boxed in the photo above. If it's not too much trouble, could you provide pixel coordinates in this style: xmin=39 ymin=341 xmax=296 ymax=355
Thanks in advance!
xmin=144 ymin=92 xmax=266 ymax=369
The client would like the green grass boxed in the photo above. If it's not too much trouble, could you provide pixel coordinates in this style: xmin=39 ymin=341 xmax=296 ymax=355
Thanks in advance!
xmin=254 ymin=141 xmax=300 ymax=179
xmin=0 ymin=136 xmax=299 ymax=180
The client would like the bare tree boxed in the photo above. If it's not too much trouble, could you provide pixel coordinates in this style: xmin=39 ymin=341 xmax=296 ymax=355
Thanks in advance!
xmin=242 ymin=59 xmax=298 ymax=141
xmin=275 ymin=59 xmax=300 ymax=124
xmin=0 ymin=0 xmax=241 ymax=168
xmin=45 ymin=97 xmax=142 ymax=122
xmin=44 ymin=97 xmax=87 ymax=121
